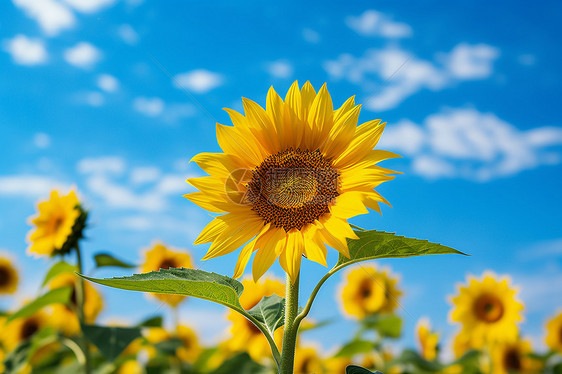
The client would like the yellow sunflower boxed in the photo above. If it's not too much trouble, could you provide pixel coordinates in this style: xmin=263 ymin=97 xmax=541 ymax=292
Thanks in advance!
xmin=141 ymin=242 xmax=194 ymax=307
xmin=450 ymin=272 xmax=524 ymax=347
xmin=27 ymin=189 xmax=83 ymax=257
xmin=293 ymin=346 xmax=324 ymax=374
xmin=225 ymin=277 xmax=285 ymax=362
xmin=339 ymin=264 xmax=402 ymax=319
xmin=0 ymin=256 xmax=18 ymax=294
xmin=48 ymin=272 xmax=103 ymax=335
xmin=117 ymin=360 xmax=144 ymax=374
xmin=1 ymin=309 xmax=50 ymax=351
xmin=490 ymin=339 xmax=543 ymax=374
xmin=545 ymin=311 xmax=562 ymax=353
xmin=176 ymin=325 xmax=202 ymax=363
xmin=452 ymin=331 xmax=471 ymax=358
xmin=416 ymin=318 xmax=439 ymax=361
xmin=185 ymin=81 xmax=398 ymax=282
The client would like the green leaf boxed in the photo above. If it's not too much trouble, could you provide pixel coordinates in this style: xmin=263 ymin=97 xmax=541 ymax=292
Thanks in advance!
xmin=335 ymin=340 xmax=375 ymax=358
xmin=93 ymin=253 xmax=135 ymax=269
xmin=247 ymin=294 xmax=285 ymax=335
xmin=361 ymin=313 xmax=402 ymax=338
xmin=80 ymin=268 xmax=245 ymax=313
xmin=211 ymin=352 xmax=265 ymax=374
xmin=336 ymin=230 xmax=466 ymax=268
xmin=298 ymin=318 xmax=334 ymax=332
xmin=2 ymin=340 xmax=32 ymax=374
xmin=345 ymin=365 xmax=382 ymax=374
xmin=391 ymin=349 xmax=443 ymax=372
xmin=154 ymin=338 xmax=183 ymax=355
xmin=136 ymin=315 xmax=163 ymax=328
xmin=42 ymin=261 xmax=78 ymax=287
xmin=8 ymin=287 xmax=72 ymax=322
xmin=82 ymin=324 xmax=142 ymax=361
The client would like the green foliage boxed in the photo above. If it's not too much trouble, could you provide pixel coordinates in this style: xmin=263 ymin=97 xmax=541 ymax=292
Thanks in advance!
xmin=247 ymin=294 xmax=285 ymax=335
xmin=136 ymin=315 xmax=164 ymax=327
xmin=210 ymin=352 xmax=266 ymax=374
xmin=2 ymin=340 xmax=32 ymax=374
xmin=41 ymin=261 xmax=78 ymax=286
xmin=93 ymin=252 xmax=135 ymax=269
xmin=335 ymin=340 xmax=375 ymax=358
xmin=154 ymin=338 xmax=183 ymax=355
xmin=7 ymin=286 xmax=72 ymax=322
xmin=81 ymin=324 xmax=142 ymax=361
xmin=336 ymin=230 xmax=466 ymax=268
xmin=361 ymin=314 xmax=402 ymax=338
xmin=345 ymin=365 xmax=382 ymax=374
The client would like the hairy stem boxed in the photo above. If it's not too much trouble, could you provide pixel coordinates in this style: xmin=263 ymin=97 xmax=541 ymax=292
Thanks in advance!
xmin=279 ymin=273 xmax=300 ymax=374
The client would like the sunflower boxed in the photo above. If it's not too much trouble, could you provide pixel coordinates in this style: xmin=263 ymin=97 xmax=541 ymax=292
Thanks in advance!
xmin=0 ymin=256 xmax=18 ymax=294
xmin=452 ymin=331 xmax=471 ymax=358
xmin=1 ymin=309 xmax=50 ymax=351
xmin=338 ymin=264 xmax=402 ymax=319
xmin=225 ymin=277 xmax=285 ymax=362
xmin=450 ymin=272 xmax=524 ymax=347
xmin=545 ymin=311 xmax=562 ymax=353
xmin=416 ymin=318 xmax=439 ymax=361
xmin=491 ymin=339 xmax=543 ymax=374
xmin=293 ymin=346 xmax=324 ymax=374
xmin=48 ymin=272 xmax=103 ymax=335
xmin=117 ymin=360 xmax=144 ymax=374
xmin=141 ymin=242 xmax=194 ymax=307
xmin=185 ymin=81 xmax=398 ymax=282
xmin=27 ymin=190 xmax=85 ymax=257
xmin=176 ymin=325 xmax=202 ymax=363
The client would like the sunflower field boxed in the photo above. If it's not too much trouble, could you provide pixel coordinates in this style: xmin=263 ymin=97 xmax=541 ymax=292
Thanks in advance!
xmin=1 ymin=81 xmax=562 ymax=374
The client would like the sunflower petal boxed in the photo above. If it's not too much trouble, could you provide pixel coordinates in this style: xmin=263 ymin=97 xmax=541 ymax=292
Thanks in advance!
xmin=252 ymin=228 xmax=286 ymax=282
xmin=278 ymin=229 xmax=304 ymax=283
xmin=233 ymin=224 xmax=270 ymax=279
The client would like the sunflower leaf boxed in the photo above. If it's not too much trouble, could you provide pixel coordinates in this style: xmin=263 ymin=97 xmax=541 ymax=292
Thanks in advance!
xmin=79 ymin=268 xmax=245 ymax=313
xmin=82 ymin=324 xmax=142 ymax=361
xmin=42 ymin=261 xmax=78 ymax=287
xmin=345 ymin=365 xmax=382 ymax=374
xmin=335 ymin=340 xmax=375 ymax=358
xmin=247 ymin=294 xmax=285 ymax=334
xmin=336 ymin=230 xmax=466 ymax=268
xmin=361 ymin=313 xmax=402 ymax=338
xmin=7 ymin=286 xmax=72 ymax=322
xmin=93 ymin=252 xmax=135 ymax=269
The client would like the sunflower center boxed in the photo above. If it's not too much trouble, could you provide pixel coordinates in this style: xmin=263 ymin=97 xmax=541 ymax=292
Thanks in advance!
xmin=50 ymin=215 xmax=64 ymax=233
xmin=159 ymin=259 xmax=177 ymax=270
xmin=0 ymin=265 xmax=9 ymax=286
xmin=21 ymin=318 xmax=40 ymax=340
xmin=247 ymin=148 xmax=340 ymax=231
xmin=360 ymin=281 xmax=373 ymax=299
xmin=504 ymin=348 xmax=521 ymax=370
xmin=473 ymin=294 xmax=504 ymax=323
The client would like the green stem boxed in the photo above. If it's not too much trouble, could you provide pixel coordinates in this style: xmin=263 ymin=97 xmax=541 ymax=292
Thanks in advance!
xmin=279 ymin=273 xmax=300 ymax=374
xmin=75 ymin=244 xmax=91 ymax=374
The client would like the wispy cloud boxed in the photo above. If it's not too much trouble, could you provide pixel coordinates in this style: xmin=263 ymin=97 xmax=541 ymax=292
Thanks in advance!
xmin=133 ymin=97 xmax=164 ymax=117
xmin=33 ymin=133 xmax=51 ymax=149
xmin=174 ymin=69 xmax=223 ymax=94
xmin=3 ymin=35 xmax=48 ymax=65
xmin=133 ymin=97 xmax=195 ymax=123
xmin=266 ymin=60 xmax=293 ymax=79
xmin=12 ymin=0 xmax=75 ymax=36
xmin=345 ymin=10 xmax=412 ymax=38
xmin=378 ymin=107 xmax=562 ymax=180
xmin=97 ymin=74 xmax=119 ymax=92
xmin=64 ymin=42 xmax=102 ymax=69
xmin=0 ymin=175 xmax=68 ymax=198
xmin=324 ymin=43 xmax=499 ymax=111
xmin=117 ymin=24 xmax=139 ymax=45
xmin=302 ymin=28 xmax=320 ymax=43
xmin=61 ymin=0 xmax=116 ymax=13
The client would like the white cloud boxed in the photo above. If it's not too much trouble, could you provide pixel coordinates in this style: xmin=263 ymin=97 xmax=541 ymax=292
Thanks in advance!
xmin=97 ymin=74 xmax=119 ymax=92
xmin=33 ymin=132 xmax=51 ymax=148
xmin=266 ymin=60 xmax=293 ymax=79
xmin=64 ymin=42 xmax=102 ymax=69
xmin=379 ymin=107 xmax=562 ymax=181
xmin=117 ymin=24 xmax=139 ymax=45
xmin=61 ymin=0 xmax=116 ymax=13
xmin=130 ymin=167 xmax=160 ymax=185
xmin=0 ymin=175 xmax=67 ymax=198
xmin=133 ymin=97 xmax=164 ymax=117
xmin=161 ymin=103 xmax=196 ymax=124
xmin=517 ymin=238 xmax=562 ymax=261
xmin=3 ymin=35 xmax=48 ymax=65
xmin=174 ymin=69 xmax=223 ymax=93
xmin=77 ymin=156 xmax=125 ymax=175
xmin=302 ymin=28 xmax=320 ymax=43
xmin=518 ymin=54 xmax=536 ymax=66
xmin=345 ymin=10 xmax=412 ymax=38
xmin=12 ymin=0 xmax=75 ymax=36
xmin=85 ymin=91 xmax=104 ymax=106
xmin=324 ymin=43 xmax=499 ymax=111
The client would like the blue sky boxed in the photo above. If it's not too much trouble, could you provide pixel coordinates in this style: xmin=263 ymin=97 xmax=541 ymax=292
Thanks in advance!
xmin=1 ymin=0 xmax=561 ymax=359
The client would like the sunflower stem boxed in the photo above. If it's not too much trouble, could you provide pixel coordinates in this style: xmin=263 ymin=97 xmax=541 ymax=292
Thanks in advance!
xmin=75 ymin=244 xmax=91 ymax=374
xmin=279 ymin=272 xmax=300 ymax=374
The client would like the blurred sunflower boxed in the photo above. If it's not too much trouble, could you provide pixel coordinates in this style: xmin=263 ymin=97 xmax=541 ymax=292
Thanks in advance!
xmin=225 ymin=277 xmax=285 ymax=362
xmin=339 ymin=264 xmax=402 ymax=319
xmin=117 ymin=359 xmax=144 ymax=374
xmin=450 ymin=272 xmax=523 ymax=347
xmin=491 ymin=339 xmax=543 ymax=374
xmin=141 ymin=242 xmax=194 ymax=307
xmin=186 ymin=81 xmax=399 ymax=282
xmin=0 ymin=256 xmax=18 ymax=294
xmin=293 ymin=346 xmax=324 ymax=374
xmin=545 ymin=311 xmax=562 ymax=353
xmin=416 ymin=318 xmax=440 ymax=361
xmin=48 ymin=272 xmax=103 ymax=335
xmin=452 ymin=331 xmax=472 ymax=358
xmin=324 ymin=357 xmax=353 ymax=373
xmin=143 ymin=327 xmax=170 ymax=359
xmin=27 ymin=190 xmax=84 ymax=257
xmin=1 ymin=309 xmax=50 ymax=351
xmin=176 ymin=325 xmax=202 ymax=363
xmin=0 ymin=347 xmax=4 ymax=373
